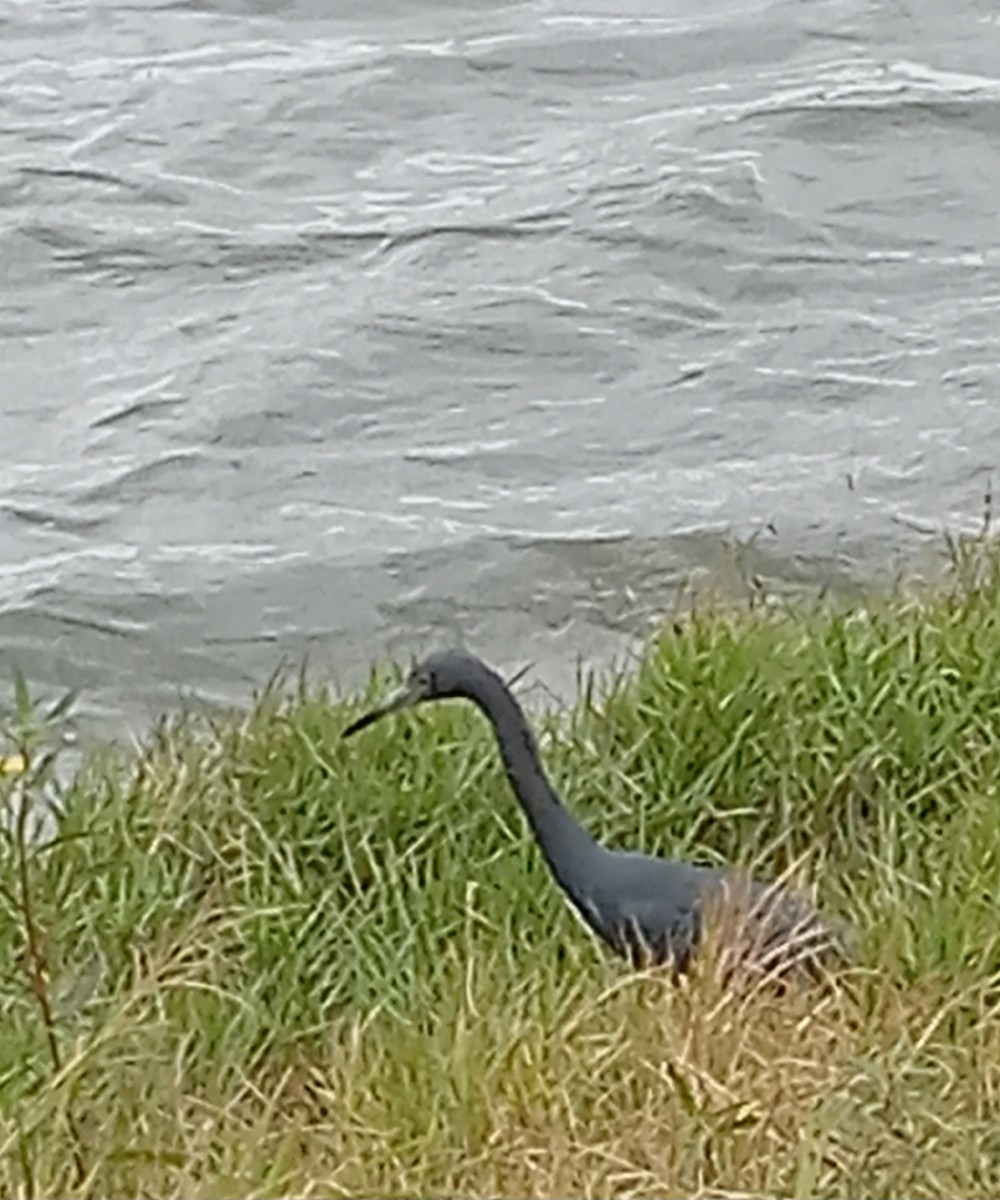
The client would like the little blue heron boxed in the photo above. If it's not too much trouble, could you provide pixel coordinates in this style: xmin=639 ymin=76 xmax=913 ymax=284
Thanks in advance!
xmin=342 ymin=649 xmax=850 ymax=979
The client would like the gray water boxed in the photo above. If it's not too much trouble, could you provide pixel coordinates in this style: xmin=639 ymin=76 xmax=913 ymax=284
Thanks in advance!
xmin=2 ymin=0 xmax=1000 ymax=738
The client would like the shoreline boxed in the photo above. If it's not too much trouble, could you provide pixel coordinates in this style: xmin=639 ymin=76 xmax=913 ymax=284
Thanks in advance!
xmin=4 ymin=516 xmax=978 ymax=754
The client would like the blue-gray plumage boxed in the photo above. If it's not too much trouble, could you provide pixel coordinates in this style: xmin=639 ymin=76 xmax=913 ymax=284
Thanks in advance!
xmin=342 ymin=649 xmax=849 ymax=979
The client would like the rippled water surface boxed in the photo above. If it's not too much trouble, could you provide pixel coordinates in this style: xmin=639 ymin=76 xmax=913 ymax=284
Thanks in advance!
xmin=2 ymin=0 xmax=1000 ymax=734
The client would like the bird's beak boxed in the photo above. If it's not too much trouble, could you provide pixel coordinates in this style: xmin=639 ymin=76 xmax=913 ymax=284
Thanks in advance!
xmin=341 ymin=678 xmax=421 ymax=738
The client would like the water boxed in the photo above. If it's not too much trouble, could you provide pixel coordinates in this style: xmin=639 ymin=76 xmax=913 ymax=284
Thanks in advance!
xmin=2 ymin=0 xmax=999 ymax=738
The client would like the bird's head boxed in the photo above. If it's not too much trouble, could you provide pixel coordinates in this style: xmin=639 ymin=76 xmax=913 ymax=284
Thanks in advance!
xmin=341 ymin=649 xmax=482 ymax=738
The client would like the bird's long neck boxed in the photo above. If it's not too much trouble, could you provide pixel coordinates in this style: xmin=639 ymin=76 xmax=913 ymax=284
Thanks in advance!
xmin=462 ymin=666 xmax=600 ymax=885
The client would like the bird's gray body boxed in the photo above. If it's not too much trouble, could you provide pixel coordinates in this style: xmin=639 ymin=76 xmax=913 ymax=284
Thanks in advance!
xmin=342 ymin=648 xmax=848 ymax=978
xmin=556 ymin=843 xmax=832 ymax=974
xmin=555 ymin=844 xmax=712 ymax=969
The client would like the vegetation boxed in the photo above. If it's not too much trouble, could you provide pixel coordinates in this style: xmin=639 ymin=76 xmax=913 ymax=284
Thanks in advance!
xmin=3 ymin=538 xmax=1000 ymax=1197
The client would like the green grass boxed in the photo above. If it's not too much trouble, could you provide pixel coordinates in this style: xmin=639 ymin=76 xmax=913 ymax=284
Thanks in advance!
xmin=3 ymin=539 xmax=1000 ymax=1196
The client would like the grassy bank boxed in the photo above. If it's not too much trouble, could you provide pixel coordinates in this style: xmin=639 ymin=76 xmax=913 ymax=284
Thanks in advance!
xmin=3 ymin=543 xmax=1000 ymax=1197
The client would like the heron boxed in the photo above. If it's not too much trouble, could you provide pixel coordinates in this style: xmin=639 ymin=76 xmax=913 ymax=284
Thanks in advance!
xmin=342 ymin=649 xmax=850 ymax=980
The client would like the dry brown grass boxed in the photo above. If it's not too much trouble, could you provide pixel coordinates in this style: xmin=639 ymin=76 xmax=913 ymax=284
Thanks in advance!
xmin=5 ymin=937 xmax=999 ymax=1198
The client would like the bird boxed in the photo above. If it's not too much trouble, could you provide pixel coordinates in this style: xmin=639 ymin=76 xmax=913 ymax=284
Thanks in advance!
xmin=342 ymin=648 xmax=850 ymax=981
